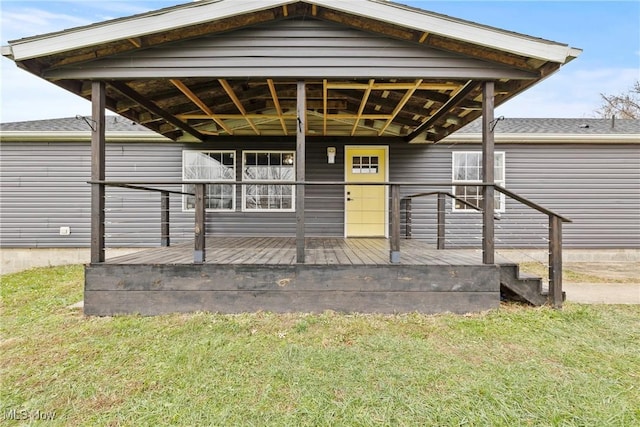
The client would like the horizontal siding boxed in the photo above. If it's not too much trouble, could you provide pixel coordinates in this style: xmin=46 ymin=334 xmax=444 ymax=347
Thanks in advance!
xmin=46 ymin=19 xmax=534 ymax=80
xmin=1 ymin=141 xmax=638 ymax=249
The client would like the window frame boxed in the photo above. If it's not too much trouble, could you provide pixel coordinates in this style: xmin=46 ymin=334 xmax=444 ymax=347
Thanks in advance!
xmin=451 ymin=151 xmax=506 ymax=213
xmin=182 ymin=150 xmax=236 ymax=212
xmin=241 ymin=150 xmax=296 ymax=212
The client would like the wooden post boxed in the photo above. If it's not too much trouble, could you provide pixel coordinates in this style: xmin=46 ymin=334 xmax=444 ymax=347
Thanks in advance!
xmin=482 ymin=81 xmax=495 ymax=264
xmin=296 ymin=81 xmax=306 ymax=263
xmin=90 ymin=81 xmax=106 ymax=264
xmin=194 ymin=183 xmax=205 ymax=263
xmin=549 ymin=215 xmax=563 ymax=308
xmin=161 ymin=191 xmax=170 ymax=247
xmin=437 ymin=192 xmax=446 ymax=250
xmin=390 ymin=184 xmax=401 ymax=263
xmin=405 ymin=198 xmax=412 ymax=238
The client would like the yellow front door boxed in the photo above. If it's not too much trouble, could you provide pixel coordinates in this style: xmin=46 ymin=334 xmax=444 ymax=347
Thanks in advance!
xmin=345 ymin=146 xmax=387 ymax=237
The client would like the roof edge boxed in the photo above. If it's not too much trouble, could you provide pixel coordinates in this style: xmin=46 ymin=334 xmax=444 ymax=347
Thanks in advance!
xmin=0 ymin=131 xmax=171 ymax=143
xmin=442 ymin=133 xmax=640 ymax=144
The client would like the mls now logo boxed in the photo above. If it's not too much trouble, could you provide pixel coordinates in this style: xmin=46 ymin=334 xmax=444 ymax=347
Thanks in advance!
xmin=4 ymin=408 xmax=56 ymax=421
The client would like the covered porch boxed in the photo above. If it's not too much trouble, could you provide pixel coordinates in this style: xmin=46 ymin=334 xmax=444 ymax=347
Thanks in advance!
xmin=2 ymin=0 xmax=580 ymax=314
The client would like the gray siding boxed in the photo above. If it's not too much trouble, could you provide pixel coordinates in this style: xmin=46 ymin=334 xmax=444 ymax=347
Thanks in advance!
xmin=1 ymin=140 xmax=638 ymax=249
xmin=45 ymin=19 xmax=535 ymax=80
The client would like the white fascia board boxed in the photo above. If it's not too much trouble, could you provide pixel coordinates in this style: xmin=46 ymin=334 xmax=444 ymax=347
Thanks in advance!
xmin=442 ymin=133 xmax=640 ymax=144
xmin=9 ymin=0 xmax=294 ymax=61
xmin=0 ymin=131 xmax=171 ymax=143
xmin=309 ymin=0 xmax=579 ymax=63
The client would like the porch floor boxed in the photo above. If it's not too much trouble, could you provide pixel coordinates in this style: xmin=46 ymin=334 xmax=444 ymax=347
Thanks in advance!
xmin=106 ymin=237 xmax=493 ymax=266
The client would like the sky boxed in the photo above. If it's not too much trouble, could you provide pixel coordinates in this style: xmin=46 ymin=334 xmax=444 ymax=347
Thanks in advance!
xmin=0 ymin=0 xmax=638 ymax=123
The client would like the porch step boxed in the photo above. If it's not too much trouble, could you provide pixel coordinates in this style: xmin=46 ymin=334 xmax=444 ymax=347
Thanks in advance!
xmin=499 ymin=263 xmax=547 ymax=306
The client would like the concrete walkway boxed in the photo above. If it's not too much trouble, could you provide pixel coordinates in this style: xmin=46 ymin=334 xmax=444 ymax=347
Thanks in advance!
xmin=563 ymin=282 xmax=640 ymax=304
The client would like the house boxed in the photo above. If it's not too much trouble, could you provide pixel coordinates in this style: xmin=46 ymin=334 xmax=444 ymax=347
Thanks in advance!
xmin=1 ymin=0 xmax=595 ymax=314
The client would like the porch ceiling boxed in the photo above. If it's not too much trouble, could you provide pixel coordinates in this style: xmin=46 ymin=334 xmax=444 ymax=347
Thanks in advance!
xmin=4 ymin=0 xmax=580 ymax=143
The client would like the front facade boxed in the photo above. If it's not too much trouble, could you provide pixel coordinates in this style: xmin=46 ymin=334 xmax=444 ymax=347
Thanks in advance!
xmin=2 ymin=0 xmax=590 ymax=313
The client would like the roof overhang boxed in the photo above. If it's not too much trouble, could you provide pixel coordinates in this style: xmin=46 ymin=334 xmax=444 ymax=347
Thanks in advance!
xmin=2 ymin=0 xmax=581 ymax=143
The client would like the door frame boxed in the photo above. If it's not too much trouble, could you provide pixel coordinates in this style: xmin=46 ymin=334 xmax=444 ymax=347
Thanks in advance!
xmin=344 ymin=145 xmax=389 ymax=238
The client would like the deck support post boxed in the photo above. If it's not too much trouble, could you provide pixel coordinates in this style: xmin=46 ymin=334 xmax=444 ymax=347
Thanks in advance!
xmin=437 ymin=192 xmax=446 ymax=249
xmin=194 ymin=183 xmax=206 ymax=263
xmin=296 ymin=81 xmax=306 ymax=263
xmin=90 ymin=81 xmax=106 ymax=264
xmin=482 ymin=81 xmax=495 ymax=265
xmin=161 ymin=191 xmax=170 ymax=247
xmin=549 ymin=215 xmax=563 ymax=308
xmin=390 ymin=184 xmax=401 ymax=263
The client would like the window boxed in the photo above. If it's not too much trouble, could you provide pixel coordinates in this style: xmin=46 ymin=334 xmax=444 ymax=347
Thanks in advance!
xmin=242 ymin=151 xmax=295 ymax=211
xmin=182 ymin=150 xmax=235 ymax=211
xmin=452 ymin=152 xmax=505 ymax=212
xmin=351 ymin=156 xmax=379 ymax=174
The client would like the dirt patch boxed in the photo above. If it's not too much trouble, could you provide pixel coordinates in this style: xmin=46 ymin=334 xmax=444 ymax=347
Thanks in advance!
xmin=565 ymin=262 xmax=639 ymax=283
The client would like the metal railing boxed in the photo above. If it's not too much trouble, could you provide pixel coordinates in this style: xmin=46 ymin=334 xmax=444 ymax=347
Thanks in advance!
xmin=90 ymin=179 xmax=570 ymax=307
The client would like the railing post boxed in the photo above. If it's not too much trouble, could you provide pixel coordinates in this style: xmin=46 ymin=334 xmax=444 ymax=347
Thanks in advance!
xmin=549 ymin=215 xmax=563 ymax=308
xmin=90 ymin=81 xmax=106 ymax=263
xmin=194 ymin=183 xmax=206 ymax=263
xmin=482 ymin=81 xmax=496 ymax=265
xmin=390 ymin=184 xmax=401 ymax=263
xmin=437 ymin=192 xmax=446 ymax=249
xmin=295 ymin=81 xmax=306 ymax=263
xmin=405 ymin=198 xmax=412 ymax=238
xmin=161 ymin=191 xmax=170 ymax=247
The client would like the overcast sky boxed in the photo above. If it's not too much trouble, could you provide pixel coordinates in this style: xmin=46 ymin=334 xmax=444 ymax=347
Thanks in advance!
xmin=1 ymin=0 xmax=638 ymax=123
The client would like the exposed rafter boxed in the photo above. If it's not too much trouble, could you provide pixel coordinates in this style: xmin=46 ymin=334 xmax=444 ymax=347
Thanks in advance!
xmin=170 ymin=79 xmax=233 ymax=135
xmin=109 ymin=81 xmax=205 ymax=141
xmin=219 ymin=79 xmax=260 ymax=135
xmin=351 ymin=79 xmax=375 ymax=136
xmin=378 ymin=79 xmax=423 ymax=136
xmin=405 ymin=80 xmax=480 ymax=142
xmin=267 ymin=79 xmax=288 ymax=135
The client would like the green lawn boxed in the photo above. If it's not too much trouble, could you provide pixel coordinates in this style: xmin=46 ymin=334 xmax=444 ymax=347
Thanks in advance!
xmin=2 ymin=265 xmax=639 ymax=426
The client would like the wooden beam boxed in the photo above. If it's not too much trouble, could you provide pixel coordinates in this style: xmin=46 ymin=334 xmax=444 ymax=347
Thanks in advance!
xmin=219 ymin=79 xmax=261 ymax=135
xmin=326 ymin=82 xmax=460 ymax=91
xmin=268 ymin=79 xmax=288 ymax=135
xmin=390 ymin=184 xmax=401 ymax=263
xmin=378 ymin=79 xmax=422 ymax=136
xmin=549 ymin=215 xmax=563 ymax=308
xmin=296 ymin=81 xmax=306 ymax=263
xmin=161 ymin=191 xmax=170 ymax=247
xmin=194 ymin=183 xmax=206 ymax=263
xmin=323 ymin=79 xmax=328 ymax=136
xmin=482 ymin=81 xmax=495 ymax=265
xmin=351 ymin=79 xmax=375 ymax=136
xmin=170 ymin=79 xmax=233 ymax=135
xmin=91 ymin=81 xmax=106 ymax=263
xmin=109 ymin=81 xmax=205 ymax=141
xmin=405 ymin=80 xmax=479 ymax=142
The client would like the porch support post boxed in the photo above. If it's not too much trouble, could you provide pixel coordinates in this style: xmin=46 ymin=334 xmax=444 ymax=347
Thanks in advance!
xmin=437 ymin=192 xmax=446 ymax=250
xmin=296 ymin=81 xmax=306 ymax=263
xmin=390 ymin=184 xmax=401 ymax=263
xmin=90 ymin=81 xmax=106 ymax=263
xmin=161 ymin=191 xmax=170 ymax=247
xmin=482 ymin=81 xmax=495 ymax=265
xmin=549 ymin=215 xmax=563 ymax=308
xmin=194 ymin=183 xmax=205 ymax=263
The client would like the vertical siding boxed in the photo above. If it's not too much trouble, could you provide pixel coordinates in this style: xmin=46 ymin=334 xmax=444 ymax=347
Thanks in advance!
xmin=1 ymin=140 xmax=638 ymax=249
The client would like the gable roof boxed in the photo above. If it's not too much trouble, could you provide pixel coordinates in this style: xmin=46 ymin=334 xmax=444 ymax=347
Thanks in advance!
xmin=2 ymin=0 xmax=582 ymax=143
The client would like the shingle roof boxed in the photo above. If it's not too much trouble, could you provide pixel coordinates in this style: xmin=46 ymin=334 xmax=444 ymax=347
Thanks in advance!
xmin=0 ymin=116 xmax=153 ymax=133
xmin=2 ymin=117 xmax=638 ymax=136
xmin=458 ymin=118 xmax=640 ymax=135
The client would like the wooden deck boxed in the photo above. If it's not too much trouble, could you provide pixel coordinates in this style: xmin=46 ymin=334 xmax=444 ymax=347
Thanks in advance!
xmin=107 ymin=237 xmax=488 ymax=266
xmin=86 ymin=238 xmax=503 ymax=316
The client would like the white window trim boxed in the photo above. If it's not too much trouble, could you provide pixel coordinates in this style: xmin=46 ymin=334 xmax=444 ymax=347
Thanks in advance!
xmin=182 ymin=150 xmax=236 ymax=212
xmin=451 ymin=151 xmax=506 ymax=213
xmin=241 ymin=150 xmax=296 ymax=212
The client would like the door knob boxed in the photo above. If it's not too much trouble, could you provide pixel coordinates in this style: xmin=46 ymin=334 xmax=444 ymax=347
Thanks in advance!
xmin=347 ymin=197 xmax=353 ymax=201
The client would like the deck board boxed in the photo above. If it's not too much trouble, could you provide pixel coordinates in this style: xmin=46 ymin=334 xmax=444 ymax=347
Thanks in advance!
xmin=106 ymin=237 xmax=489 ymax=267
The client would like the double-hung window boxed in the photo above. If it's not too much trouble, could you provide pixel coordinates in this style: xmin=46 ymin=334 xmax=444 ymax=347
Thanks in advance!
xmin=452 ymin=151 xmax=505 ymax=212
xmin=182 ymin=150 xmax=235 ymax=211
xmin=242 ymin=151 xmax=295 ymax=211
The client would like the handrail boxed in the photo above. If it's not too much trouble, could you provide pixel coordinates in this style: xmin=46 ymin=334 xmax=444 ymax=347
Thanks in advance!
xmin=494 ymin=185 xmax=572 ymax=223
xmin=404 ymin=190 xmax=484 ymax=213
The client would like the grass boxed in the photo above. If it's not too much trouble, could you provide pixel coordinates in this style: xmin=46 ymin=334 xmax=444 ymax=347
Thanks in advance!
xmin=2 ymin=265 xmax=639 ymax=426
